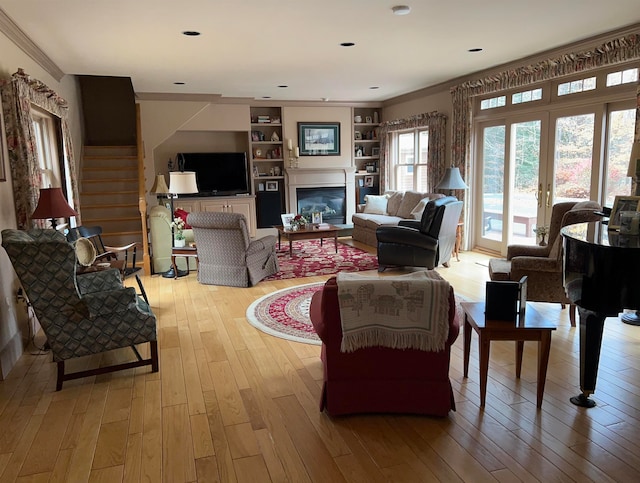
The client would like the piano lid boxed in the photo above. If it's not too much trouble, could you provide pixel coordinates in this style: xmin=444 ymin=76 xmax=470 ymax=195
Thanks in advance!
xmin=562 ymin=221 xmax=640 ymax=314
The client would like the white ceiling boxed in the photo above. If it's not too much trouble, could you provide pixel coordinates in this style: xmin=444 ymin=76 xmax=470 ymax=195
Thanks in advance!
xmin=1 ymin=0 xmax=639 ymax=102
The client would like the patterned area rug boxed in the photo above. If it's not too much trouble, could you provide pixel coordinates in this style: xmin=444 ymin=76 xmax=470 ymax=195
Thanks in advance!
xmin=264 ymin=239 xmax=378 ymax=281
xmin=246 ymin=281 xmax=467 ymax=346
xmin=246 ymin=282 xmax=325 ymax=345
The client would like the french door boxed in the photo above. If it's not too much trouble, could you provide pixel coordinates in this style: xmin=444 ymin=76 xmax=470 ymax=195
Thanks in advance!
xmin=477 ymin=114 xmax=548 ymax=253
xmin=476 ymin=101 xmax=636 ymax=254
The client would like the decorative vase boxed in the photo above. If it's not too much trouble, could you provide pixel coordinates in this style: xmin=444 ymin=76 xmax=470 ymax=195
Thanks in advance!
xmin=539 ymin=235 xmax=547 ymax=246
xmin=175 ymin=238 xmax=186 ymax=247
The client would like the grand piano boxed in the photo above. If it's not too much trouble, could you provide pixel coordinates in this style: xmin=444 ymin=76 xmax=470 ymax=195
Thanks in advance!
xmin=561 ymin=221 xmax=640 ymax=407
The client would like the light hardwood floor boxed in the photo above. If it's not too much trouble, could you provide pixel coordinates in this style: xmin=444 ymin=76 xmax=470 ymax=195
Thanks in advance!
xmin=2 ymin=242 xmax=640 ymax=482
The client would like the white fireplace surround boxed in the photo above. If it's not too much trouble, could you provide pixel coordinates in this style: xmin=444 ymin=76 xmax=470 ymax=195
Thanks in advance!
xmin=284 ymin=167 xmax=356 ymax=224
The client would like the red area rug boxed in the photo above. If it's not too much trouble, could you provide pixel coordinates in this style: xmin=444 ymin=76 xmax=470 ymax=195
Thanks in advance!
xmin=246 ymin=282 xmax=324 ymax=345
xmin=246 ymin=280 xmax=466 ymax=345
xmin=264 ymin=239 xmax=378 ymax=281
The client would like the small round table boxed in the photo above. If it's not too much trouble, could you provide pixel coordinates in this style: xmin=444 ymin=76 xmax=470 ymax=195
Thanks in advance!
xmin=171 ymin=246 xmax=198 ymax=279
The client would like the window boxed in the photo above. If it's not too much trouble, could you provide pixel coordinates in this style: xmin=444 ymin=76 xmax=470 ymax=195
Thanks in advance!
xmin=480 ymin=95 xmax=506 ymax=110
xmin=606 ymin=67 xmax=639 ymax=87
xmin=391 ymin=129 xmax=429 ymax=191
xmin=557 ymin=76 xmax=596 ymax=96
xmin=512 ymin=88 xmax=542 ymax=105
xmin=31 ymin=108 xmax=61 ymax=189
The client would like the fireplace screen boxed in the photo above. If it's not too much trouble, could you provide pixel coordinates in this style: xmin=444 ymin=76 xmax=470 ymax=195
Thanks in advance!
xmin=296 ymin=187 xmax=346 ymax=225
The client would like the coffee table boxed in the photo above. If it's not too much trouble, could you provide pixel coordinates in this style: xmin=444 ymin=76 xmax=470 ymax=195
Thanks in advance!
xmin=275 ymin=224 xmax=339 ymax=257
xmin=461 ymin=301 xmax=556 ymax=409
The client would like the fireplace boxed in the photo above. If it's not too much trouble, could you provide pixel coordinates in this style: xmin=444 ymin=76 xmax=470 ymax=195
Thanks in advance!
xmin=296 ymin=187 xmax=346 ymax=225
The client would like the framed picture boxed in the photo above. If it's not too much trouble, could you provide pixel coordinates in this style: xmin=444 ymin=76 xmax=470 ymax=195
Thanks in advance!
xmin=298 ymin=122 xmax=340 ymax=155
xmin=281 ymin=213 xmax=294 ymax=228
xmin=364 ymin=175 xmax=374 ymax=188
xmin=371 ymin=147 xmax=380 ymax=156
xmin=265 ymin=180 xmax=278 ymax=191
xmin=354 ymin=131 xmax=362 ymax=140
xmin=365 ymin=116 xmax=373 ymax=123
xmin=610 ymin=195 xmax=640 ymax=229
xmin=311 ymin=212 xmax=323 ymax=224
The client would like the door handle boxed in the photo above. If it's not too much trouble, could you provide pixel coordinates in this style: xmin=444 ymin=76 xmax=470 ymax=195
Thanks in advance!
xmin=536 ymin=183 xmax=542 ymax=208
xmin=546 ymin=184 xmax=551 ymax=208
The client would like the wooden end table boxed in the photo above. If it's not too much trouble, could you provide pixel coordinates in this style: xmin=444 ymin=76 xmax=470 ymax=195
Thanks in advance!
xmin=461 ymin=302 xmax=556 ymax=409
xmin=275 ymin=224 xmax=339 ymax=257
xmin=171 ymin=246 xmax=198 ymax=279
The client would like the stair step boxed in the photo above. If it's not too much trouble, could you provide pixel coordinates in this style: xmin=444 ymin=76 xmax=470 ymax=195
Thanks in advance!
xmin=84 ymin=146 xmax=137 ymax=157
xmin=83 ymin=178 xmax=138 ymax=183
xmin=82 ymin=203 xmax=139 ymax=209
xmin=80 ymin=190 xmax=138 ymax=195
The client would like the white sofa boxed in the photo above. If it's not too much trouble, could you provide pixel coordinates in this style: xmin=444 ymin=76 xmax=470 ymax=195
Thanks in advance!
xmin=351 ymin=190 xmax=445 ymax=247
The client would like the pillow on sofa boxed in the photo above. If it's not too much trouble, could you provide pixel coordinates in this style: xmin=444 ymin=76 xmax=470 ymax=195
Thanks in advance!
xmin=363 ymin=194 xmax=389 ymax=215
xmin=174 ymin=208 xmax=192 ymax=229
xmin=397 ymin=191 xmax=428 ymax=219
xmin=410 ymin=198 xmax=430 ymax=220
xmin=385 ymin=191 xmax=404 ymax=216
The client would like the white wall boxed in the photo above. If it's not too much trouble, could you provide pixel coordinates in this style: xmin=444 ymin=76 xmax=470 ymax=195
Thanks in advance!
xmin=0 ymin=31 xmax=83 ymax=378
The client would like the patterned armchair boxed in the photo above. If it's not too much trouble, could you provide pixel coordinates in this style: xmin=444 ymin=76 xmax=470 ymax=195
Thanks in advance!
xmin=187 ymin=212 xmax=279 ymax=287
xmin=488 ymin=201 xmax=603 ymax=326
xmin=2 ymin=229 xmax=158 ymax=390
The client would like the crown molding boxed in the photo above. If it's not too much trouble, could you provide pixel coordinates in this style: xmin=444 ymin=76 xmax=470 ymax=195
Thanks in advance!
xmin=0 ymin=7 xmax=65 ymax=81
xmin=384 ymin=22 xmax=640 ymax=107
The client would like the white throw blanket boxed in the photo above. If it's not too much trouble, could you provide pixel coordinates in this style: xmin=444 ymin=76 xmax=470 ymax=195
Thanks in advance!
xmin=336 ymin=271 xmax=451 ymax=353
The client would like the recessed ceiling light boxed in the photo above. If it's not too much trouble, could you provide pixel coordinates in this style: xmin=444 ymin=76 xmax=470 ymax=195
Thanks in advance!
xmin=392 ymin=5 xmax=411 ymax=16
xmin=340 ymin=42 xmax=355 ymax=47
xmin=262 ymin=96 xmax=271 ymax=99
xmin=182 ymin=31 xmax=201 ymax=36
xmin=174 ymin=82 xmax=185 ymax=85
xmin=277 ymin=85 xmax=288 ymax=88
xmin=468 ymin=48 xmax=483 ymax=52
xmin=369 ymin=86 xmax=379 ymax=89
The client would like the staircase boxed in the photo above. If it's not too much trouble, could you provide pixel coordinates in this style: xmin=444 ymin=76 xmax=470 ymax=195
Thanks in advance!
xmin=79 ymin=145 xmax=142 ymax=248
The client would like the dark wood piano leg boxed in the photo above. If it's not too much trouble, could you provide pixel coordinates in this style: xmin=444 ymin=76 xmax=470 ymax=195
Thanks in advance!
xmin=570 ymin=307 xmax=605 ymax=408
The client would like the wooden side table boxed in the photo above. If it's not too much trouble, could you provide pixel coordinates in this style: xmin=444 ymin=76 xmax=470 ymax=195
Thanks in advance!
xmin=171 ymin=246 xmax=198 ymax=279
xmin=453 ymin=222 xmax=463 ymax=262
xmin=461 ymin=302 xmax=556 ymax=408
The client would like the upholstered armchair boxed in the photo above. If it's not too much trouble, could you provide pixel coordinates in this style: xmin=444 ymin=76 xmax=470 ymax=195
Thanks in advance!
xmin=488 ymin=201 xmax=603 ymax=326
xmin=2 ymin=229 xmax=158 ymax=390
xmin=309 ymin=274 xmax=459 ymax=416
xmin=376 ymin=196 xmax=463 ymax=270
xmin=187 ymin=212 xmax=279 ymax=287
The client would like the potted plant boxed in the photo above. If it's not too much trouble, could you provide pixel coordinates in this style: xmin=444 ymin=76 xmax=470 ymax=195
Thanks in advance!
xmin=171 ymin=217 xmax=186 ymax=247
xmin=533 ymin=225 xmax=549 ymax=246
xmin=290 ymin=214 xmax=308 ymax=231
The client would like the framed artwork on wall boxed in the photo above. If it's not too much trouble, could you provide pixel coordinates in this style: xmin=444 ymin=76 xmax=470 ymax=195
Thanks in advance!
xmin=298 ymin=122 xmax=340 ymax=156
xmin=265 ymin=180 xmax=278 ymax=191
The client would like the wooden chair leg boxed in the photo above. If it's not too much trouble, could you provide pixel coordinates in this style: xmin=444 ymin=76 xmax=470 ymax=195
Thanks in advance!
xmin=569 ymin=304 xmax=576 ymax=327
xmin=56 ymin=361 xmax=65 ymax=391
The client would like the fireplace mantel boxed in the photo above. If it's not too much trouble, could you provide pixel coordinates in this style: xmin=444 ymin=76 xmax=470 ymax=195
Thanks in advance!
xmin=284 ymin=167 xmax=356 ymax=223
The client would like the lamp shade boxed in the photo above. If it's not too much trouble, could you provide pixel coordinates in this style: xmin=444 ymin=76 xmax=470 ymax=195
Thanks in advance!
xmin=169 ymin=171 xmax=199 ymax=194
xmin=150 ymin=174 xmax=170 ymax=194
xmin=435 ymin=167 xmax=469 ymax=191
xmin=31 ymin=187 xmax=78 ymax=225
xmin=627 ymin=142 xmax=640 ymax=177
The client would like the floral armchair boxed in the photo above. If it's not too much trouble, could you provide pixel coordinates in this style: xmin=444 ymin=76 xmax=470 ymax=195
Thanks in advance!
xmin=2 ymin=229 xmax=158 ymax=390
xmin=488 ymin=201 xmax=603 ymax=326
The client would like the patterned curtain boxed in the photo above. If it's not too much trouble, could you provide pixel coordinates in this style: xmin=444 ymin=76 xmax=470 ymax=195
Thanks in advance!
xmin=451 ymin=33 xmax=640 ymax=185
xmin=0 ymin=69 xmax=80 ymax=229
xmin=378 ymin=111 xmax=447 ymax=192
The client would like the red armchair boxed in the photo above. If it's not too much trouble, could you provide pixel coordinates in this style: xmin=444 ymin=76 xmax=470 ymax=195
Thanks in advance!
xmin=309 ymin=276 xmax=460 ymax=417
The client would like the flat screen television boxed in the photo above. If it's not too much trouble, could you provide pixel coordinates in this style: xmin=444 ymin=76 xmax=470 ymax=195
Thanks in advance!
xmin=178 ymin=152 xmax=249 ymax=196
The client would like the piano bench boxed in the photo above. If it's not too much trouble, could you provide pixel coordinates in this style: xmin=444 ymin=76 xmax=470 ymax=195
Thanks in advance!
xmin=488 ymin=258 xmax=511 ymax=281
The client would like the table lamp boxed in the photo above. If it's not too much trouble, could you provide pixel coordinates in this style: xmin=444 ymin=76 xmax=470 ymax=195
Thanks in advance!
xmin=31 ymin=187 xmax=78 ymax=229
xmin=162 ymin=171 xmax=198 ymax=278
